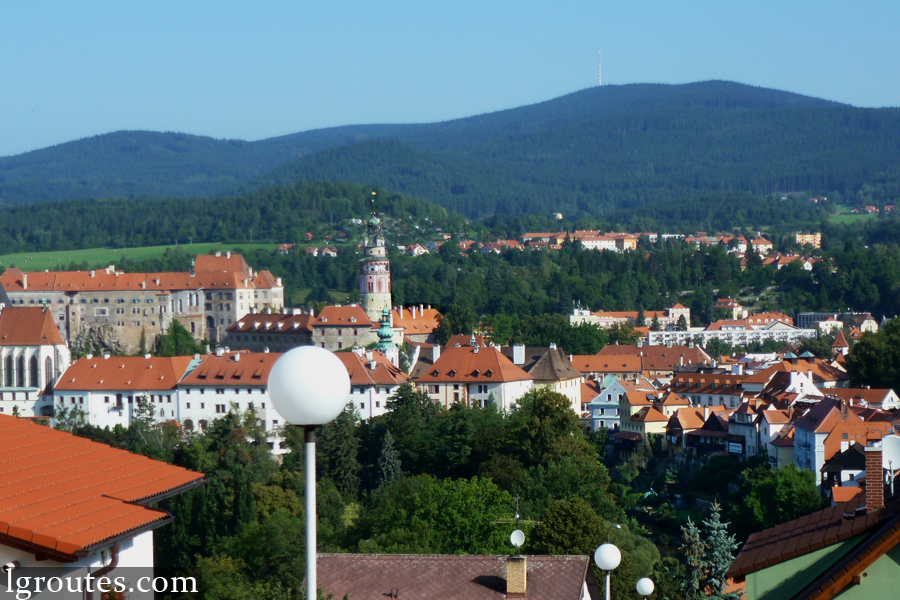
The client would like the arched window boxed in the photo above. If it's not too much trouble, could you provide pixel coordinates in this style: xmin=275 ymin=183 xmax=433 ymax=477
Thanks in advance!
xmin=4 ymin=355 xmax=12 ymax=387
xmin=30 ymin=356 xmax=39 ymax=388
xmin=16 ymin=356 xmax=25 ymax=388
xmin=45 ymin=357 xmax=53 ymax=387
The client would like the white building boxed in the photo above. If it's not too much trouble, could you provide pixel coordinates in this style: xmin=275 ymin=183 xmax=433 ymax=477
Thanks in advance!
xmin=0 ymin=306 xmax=71 ymax=418
xmin=414 ymin=345 xmax=533 ymax=413
xmin=337 ymin=348 xmax=410 ymax=421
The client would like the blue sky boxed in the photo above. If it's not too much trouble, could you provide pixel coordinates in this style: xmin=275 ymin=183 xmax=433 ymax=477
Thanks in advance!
xmin=2 ymin=1 xmax=898 ymax=157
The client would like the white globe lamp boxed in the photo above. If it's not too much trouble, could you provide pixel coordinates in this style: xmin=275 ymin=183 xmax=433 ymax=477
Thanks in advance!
xmin=636 ymin=577 xmax=655 ymax=598
xmin=268 ymin=346 xmax=350 ymax=600
xmin=268 ymin=346 xmax=350 ymax=426
xmin=594 ymin=543 xmax=621 ymax=571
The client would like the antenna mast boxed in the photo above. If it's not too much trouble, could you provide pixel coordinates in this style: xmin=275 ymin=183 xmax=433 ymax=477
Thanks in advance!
xmin=598 ymin=50 xmax=601 ymax=86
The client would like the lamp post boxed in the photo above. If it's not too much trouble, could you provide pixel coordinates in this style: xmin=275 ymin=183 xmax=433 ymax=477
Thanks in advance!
xmin=593 ymin=525 xmax=654 ymax=600
xmin=594 ymin=525 xmax=621 ymax=600
xmin=268 ymin=346 xmax=350 ymax=600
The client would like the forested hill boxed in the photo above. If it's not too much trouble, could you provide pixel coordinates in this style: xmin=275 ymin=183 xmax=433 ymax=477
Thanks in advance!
xmin=3 ymin=81 xmax=900 ymax=217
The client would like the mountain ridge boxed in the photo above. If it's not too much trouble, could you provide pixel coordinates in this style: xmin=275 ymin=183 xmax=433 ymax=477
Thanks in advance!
xmin=1 ymin=81 xmax=897 ymax=215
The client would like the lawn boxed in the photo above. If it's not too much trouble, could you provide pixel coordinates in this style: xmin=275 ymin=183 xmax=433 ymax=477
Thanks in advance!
xmin=0 ymin=242 xmax=281 ymax=272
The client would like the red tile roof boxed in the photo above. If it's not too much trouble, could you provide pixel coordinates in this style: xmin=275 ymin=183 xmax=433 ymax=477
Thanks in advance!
xmin=194 ymin=253 xmax=250 ymax=275
xmin=317 ymin=554 xmax=589 ymax=600
xmin=392 ymin=307 xmax=441 ymax=336
xmin=597 ymin=345 xmax=711 ymax=372
xmin=569 ymin=355 xmax=643 ymax=373
xmin=179 ymin=352 xmax=278 ymax=387
xmin=55 ymin=356 xmax=195 ymax=391
xmin=0 ymin=307 xmax=66 ymax=346
xmin=0 ymin=414 xmax=204 ymax=560
xmin=335 ymin=351 xmax=409 ymax=387
xmin=312 ymin=305 xmax=374 ymax=328
xmin=416 ymin=346 xmax=532 ymax=384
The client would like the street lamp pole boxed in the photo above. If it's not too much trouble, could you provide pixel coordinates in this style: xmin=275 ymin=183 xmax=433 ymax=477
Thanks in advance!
xmin=305 ymin=426 xmax=317 ymax=600
xmin=268 ymin=346 xmax=350 ymax=600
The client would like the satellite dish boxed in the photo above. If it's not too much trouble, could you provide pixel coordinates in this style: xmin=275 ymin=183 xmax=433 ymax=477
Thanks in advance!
xmin=882 ymin=435 xmax=900 ymax=470
xmin=510 ymin=529 xmax=525 ymax=548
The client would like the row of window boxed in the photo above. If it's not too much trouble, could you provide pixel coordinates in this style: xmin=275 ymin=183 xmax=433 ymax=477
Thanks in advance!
xmin=2 ymin=355 xmax=53 ymax=389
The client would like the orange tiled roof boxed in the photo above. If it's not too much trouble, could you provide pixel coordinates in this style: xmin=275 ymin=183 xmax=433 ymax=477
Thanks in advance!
xmin=194 ymin=253 xmax=250 ymax=275
xmin=0 ymin=307 xmax=66 ymax=346
xmin=416 ymin=346 xmax=532 ymax=384
xmin=55 ymin=356 xmax=195 ymax=391
xmin=569 ymin=355 xmax=643 ymax=373
xmin=0 ymin=414 xmax=204 ymax=560
xmin=179 ymin=352 xmax=279 ymax=387
xmin=336 ymin=351 xmax=409 ymax=387
xmin=392 ymin=307 xmax=441 ymax=335
xmin=312 ymin=305 xmax=374 ymax=328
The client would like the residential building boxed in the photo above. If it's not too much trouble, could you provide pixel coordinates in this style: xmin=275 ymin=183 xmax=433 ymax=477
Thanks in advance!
xmin=0 ymin=306 xmax=71 ymax=418
xmin=750 ymin=237 xmax=773 ymax=255
xmin=824 ymin=388 xmax=900 ymax=411
xmin=714 ymin=298 xmax=747 ymax=319
xmin=570 ymin=303 xmax=690 ymax=330
xmin=310 ymin=304 xmax=376 ymax=351
xmin=177 ymin=350 xmax=284 ymax=451
xmin=648 ymin=320 xmax=815 ymax=347
xmin=596 ymin=343 xmax=711 ymax=378
xmin=500 ymin=345 xmax=582 ymax=414
xmin=0 ymin=413 xmax=204 ymax=579
xmin=665 ymin=407 xmax=707 ymax=455
xmin=414 ymin=345 xmax=533 ymax=412
xmin=336 ymin=348 xmax=409 ymax=421
xmin=391 ymin=304 xmax=441 ymax=343
xmin=587 ymin=377 xmax=656 ymax=431
xmin=663 ymin=372 xmax=747 ymax=408
xmin=795 ymin=232 xmax=822 ymax=248
xmin=53 ymin=355 xmax=196 ymax=430
xmin=224 ymin=309 xmax=314 ymax=352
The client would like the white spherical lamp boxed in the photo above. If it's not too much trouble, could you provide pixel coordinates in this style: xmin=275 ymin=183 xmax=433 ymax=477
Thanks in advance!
xmin=268 ymin=346 xmax=350 ymax=426
xmin=636 ymin=577 xmax=655 ymax=597
xmin=594 ymin=543 xmax=621 ymax=571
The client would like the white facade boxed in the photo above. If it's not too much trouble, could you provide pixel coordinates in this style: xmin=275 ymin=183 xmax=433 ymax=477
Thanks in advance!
xmin=648 ymin=323 xmax=817 ymax=347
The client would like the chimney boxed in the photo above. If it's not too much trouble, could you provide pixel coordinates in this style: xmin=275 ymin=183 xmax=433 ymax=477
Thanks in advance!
xmin=807 ymin=370 xmax=814 ymax=383
xmin=513 ymin=344 xmax=526 ymax=365
xmin=215 ymin=250 xmax=221 ymax=257
xmin=431 ymin=345 xmax=441 ymax=363
xmin=865 ymin=439 xmax=885 ymax=511
xmin=506 ymin=555 xmax=527 ymax=597
xmin=704 ymin=406 xmax=709 ymax=419
xmin=22 ymin=273 xmax=27 ymax=289
xmin=215 ymin=347 xmax=224 ymax=357
xmin=226 ymin=251 xmax=231 ymax=259
xmin=636 ymin=338 xmax=643 ymax=348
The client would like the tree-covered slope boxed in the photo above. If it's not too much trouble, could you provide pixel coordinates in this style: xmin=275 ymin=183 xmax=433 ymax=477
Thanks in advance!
xmin=3 ymin=81 xmax=899 ymax=216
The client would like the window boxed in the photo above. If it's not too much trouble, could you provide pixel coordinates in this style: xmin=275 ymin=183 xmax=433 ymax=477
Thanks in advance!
xmin=215 ymin=404 xmax=226 ymax=414
xmin=201 ymin=403 xmax=205 ymax=409
xmin=95 ymin=308 xmax=108 ymax=316
xmin=29 ymin=356 xmax=39 ymax=388
xmin=361 ymin=402 xmax=366 ymax=409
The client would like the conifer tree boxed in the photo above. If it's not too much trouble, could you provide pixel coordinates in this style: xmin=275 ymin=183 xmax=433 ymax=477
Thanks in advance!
xmin=378 ymin=430 xmax=402 ymax=485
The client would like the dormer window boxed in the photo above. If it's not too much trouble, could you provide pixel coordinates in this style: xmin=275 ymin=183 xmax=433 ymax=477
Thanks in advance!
xmin=350 ymin=316 xmax=357 ymax=323
xmin=321 ymin=317 xmax=327 ymax=323
xmin=485 ymin=369 xmax=493 ymax=377
xmin=448 ymin=370 xmax=457 ymax=377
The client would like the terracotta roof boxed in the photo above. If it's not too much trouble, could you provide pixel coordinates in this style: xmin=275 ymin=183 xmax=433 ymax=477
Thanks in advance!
xmin=416 ymin=346 xmax=533 ymax=384
xmin=759 ymin=409 xmax=792 ymax=424
xmin=832 ymin=329 xmax=850 ymax=348
xmin=581 ymin=380 xmax=603 ymax=405
xmin=336 ymin=351 xmax=409 ymax=387
xmin=316 ymin=554 xmax=590 ymax=600
xmin=667 ymin=373 xmax=746 ymax=396
xmin=667 ymin=407 xmax=706 ymax=430
xmin=824 ymin=388 xmax=897 ymax=407
xmin=657 ymin=391 xmax=691 ymax=406
xmin=392 ymin=307 xmax=441 ymax=336
xmin=0 ymin=307 xmax=66 ymax=346
xmin=614 ymin=431 xmax=643 ymax=442
xmin=179 ymin=352 xmax=278 ymax=387
xmin=499 ymin=347 xmax=581 ymax=382
xmin=771 ymin=426 xmax=795 ymax=447
xmin=597 ymin=345 xmax=710 ymax=372
xmin=623 ymin=391 xmax=653 ymax=407
xmin=569 ymin=355 xmax=642 ymax=373
xmin=227 ymin=312 xmax=314 ymax=333
xmin=795 ymin=398 xmax=862 ymax=434
xmin=194 ymin=253 xmax=251 ymax=275
xmin=312 ymin=305 xmax=374 ymax=328
xmin=0 ymin=414 xmax=204 ymax=560
xmin=743 ymin=359 xmax=849 ymax=385
xmin=55 ymin=356 xmax=195 ymax=392
xmin=633 ymin=406 xmax=669 ymax=423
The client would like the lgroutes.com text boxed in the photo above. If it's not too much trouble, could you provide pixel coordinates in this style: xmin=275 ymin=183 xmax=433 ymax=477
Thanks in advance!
xmin=5 ymin=570 xmax=198 ymax=600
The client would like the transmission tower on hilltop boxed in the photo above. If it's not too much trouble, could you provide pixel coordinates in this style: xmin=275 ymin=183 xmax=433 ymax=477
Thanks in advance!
xmin=598 ymin=50 xmax=602 ymax=86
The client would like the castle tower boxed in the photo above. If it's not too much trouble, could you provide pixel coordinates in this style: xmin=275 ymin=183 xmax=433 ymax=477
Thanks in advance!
xmin=359 ymin=217 xmax=392 ymax=323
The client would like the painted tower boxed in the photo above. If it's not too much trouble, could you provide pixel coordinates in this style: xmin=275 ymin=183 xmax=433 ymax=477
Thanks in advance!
xmin=359 ymin=217 xmax=392 ymax=323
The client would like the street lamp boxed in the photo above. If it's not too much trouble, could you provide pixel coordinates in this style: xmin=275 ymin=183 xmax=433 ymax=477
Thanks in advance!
xmin=636 ymin=577 xmax=655 ymax=599
xmin=268 ymin=346 xmax=350 ymax=600
xmin=594 ymin=525 xmax=621 ymax=600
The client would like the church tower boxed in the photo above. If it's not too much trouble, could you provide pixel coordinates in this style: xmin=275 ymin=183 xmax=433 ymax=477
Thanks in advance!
xmin=359 ymin=217 xmax=392 ymax=323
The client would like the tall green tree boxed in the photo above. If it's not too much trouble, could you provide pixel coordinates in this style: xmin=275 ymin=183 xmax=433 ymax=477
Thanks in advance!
xmin=679 ymin=501 xmax=742 ymax=600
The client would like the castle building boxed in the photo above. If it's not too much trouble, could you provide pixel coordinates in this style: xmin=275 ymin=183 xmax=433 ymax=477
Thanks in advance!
xmin=359 ymin=217 xmax=392 ymax=324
